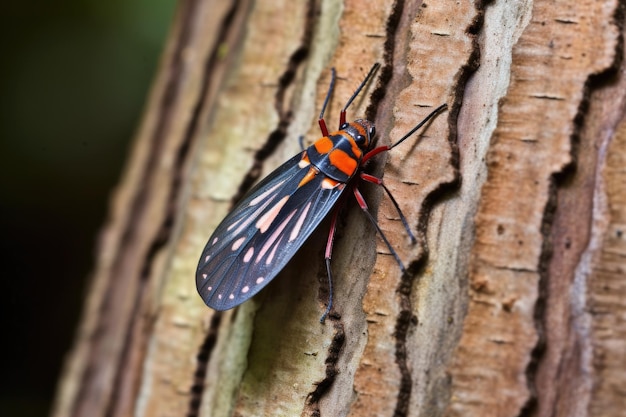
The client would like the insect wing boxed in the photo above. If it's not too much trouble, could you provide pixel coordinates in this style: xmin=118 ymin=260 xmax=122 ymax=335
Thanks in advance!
xmin=196 ymin=152 xmax=346 ymax=310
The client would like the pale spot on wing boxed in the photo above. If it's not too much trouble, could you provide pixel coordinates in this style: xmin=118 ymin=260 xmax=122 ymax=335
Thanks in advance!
xmin=249 ymin=180 xmax=285 ymax=206
xmin=321 ymin=178 xmax=340 ymax=189
xmin=241 ymin=285 xmax=250 ymax=293
xmin=243 ymin=247 xmax=254 ymax=263
xmin=256 ymin=196 xmax=290 ymax=233
xmin=218 ymin=294 xmax=223 ymax=300
xmin=212 ymin=237 xmax=218 ymax=245
xmin=232 ymin=236 xmax=246 ymax=251
xmin=290 ymin=201 xmax=312 ymax=242
xmin=229 ymin=294 xmax=235 ymax=300
xmin=205 ymin=255 xmax=210 ymax=262
xmin=208 ymin=286 xmax=212 ymax=291
xmin=233 ymin=196 xmax=274 ymax=236
xmin=256 ymin=210 xmax=296 ymax=263
xmin=226 ymin=216 xmax=243 ymax=231
xmin=266 ymin=234 xmax=284 ymax=265
xmin=256 ymin=277 xmax=265 ymax=284
xmin=202 ymin=274 xmax=207 ymax=279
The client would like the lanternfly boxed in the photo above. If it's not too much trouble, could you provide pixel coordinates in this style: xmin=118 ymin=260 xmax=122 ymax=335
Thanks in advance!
xmin=196 ymin=64 xmax=446 ymax=322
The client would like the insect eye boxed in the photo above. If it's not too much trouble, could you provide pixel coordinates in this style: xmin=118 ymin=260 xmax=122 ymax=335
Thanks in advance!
xmin=356 ymin=134 xmax=367 ymax=145
xmin=340 ymin=122 xmax=350 ymax=130
xmin=369 ymin=126 xmax=376 ymax=138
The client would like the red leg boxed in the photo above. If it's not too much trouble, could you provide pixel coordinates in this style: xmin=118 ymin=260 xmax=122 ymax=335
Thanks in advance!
xmin=317 ymin=68 xmax=336 ymax=137
xmin=318 ymin=119 xmax=329 ymax=137
xmin=360 ymin=173 xmax=416 ymax=243
xmin=339 ymin=110 xmax=346 ymax=127
xmin=320 ymin=206 xmax=340 ymax=323
xmin=353 ymin=186 xmax=406 ymax=273
xmin=362 ymin=145 xmax=391 ymax=164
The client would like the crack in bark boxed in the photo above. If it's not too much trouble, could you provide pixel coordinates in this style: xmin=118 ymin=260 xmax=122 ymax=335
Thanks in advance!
xmin=231 ymin=0 xmax=319 ymax=206
xmin=519 ymin=6 xmax=625 ymax=415
xmin=187 ymin=313 xmax=223 ymax=417
xmin=388 ymin=2 xmax=486 ymax=416
xmin=76 ymin=0 xmax=222 ymax=415
xmin=119 ymin=0 xmax=245 ymax=416
xmin=304 ymin=321 xmax=346 ymax=415
xmin=382 ymin=0 xmax=420 ymax=410
xmin=368 ymin=1 xmax=423 ymax=415
xmin=365 ymin=1 xmax=403 ymax=123
xmin=83 ymin=0 xmax=248 ymax=415
xmin=163 ymin=0 xmax=342 ymax=415
xmin=396 ymin=1 xmax=489 ymax=416
xmin=518 ymin=177 xmax=556 ymax=417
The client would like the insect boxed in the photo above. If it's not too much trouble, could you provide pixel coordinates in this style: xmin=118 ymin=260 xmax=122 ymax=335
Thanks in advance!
xmin=196 ymin=63 xmax=446 ymax=322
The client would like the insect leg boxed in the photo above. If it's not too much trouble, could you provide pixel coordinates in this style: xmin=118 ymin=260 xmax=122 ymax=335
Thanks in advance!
xmin=388 ymin=103 xmax=448 ymax=149
xmin=318 ymin=68 xmax=336 ymax=137
xmin=319 ymin=64 xmax=382 ymax=133
xmin=353 ymin=186 xmax=406 ymax=273
xmin=360 ymin=173 xmax=416 ymax=243
xmin=361 ymin=104 xmax=448 ymax=165
xmin=340 ymin=63 xmax=380 ymax=126
xmin=320 ymin=206 xmax=341 ymax=323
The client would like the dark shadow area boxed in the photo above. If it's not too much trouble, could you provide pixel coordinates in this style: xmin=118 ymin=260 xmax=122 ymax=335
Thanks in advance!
xmin=0 ymin=2 xmax=174 ymax=416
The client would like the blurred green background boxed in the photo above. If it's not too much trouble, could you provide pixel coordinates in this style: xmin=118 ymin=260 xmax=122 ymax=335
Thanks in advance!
xmin=0 ymin=1 xmax=175 ymax=415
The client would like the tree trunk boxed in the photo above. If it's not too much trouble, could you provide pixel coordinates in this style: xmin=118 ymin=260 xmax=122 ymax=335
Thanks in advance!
xmin=52 ymin=0 xmax=625 ymax=416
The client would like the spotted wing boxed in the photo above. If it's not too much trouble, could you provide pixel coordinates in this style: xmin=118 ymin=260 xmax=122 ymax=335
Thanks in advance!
xmin=196 ymin=152 xmax=347 ymax=310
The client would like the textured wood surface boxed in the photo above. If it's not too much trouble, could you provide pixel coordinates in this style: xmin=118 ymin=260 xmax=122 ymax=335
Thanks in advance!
xmin=52 ymin=1 xmax=626 ymax=416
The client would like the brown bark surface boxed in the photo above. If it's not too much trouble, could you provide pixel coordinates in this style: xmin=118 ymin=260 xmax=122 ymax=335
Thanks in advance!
xmin=52 ymin=1 xmax=626 ymax=416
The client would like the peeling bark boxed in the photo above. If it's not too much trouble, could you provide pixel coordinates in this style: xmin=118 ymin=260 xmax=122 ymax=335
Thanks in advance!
xmin=52 ymin=1 xmax=626 ymax=417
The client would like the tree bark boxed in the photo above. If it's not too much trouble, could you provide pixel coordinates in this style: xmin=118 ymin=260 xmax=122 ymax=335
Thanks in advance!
xmin=52 ymin=0 xmax=625 ymax=416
